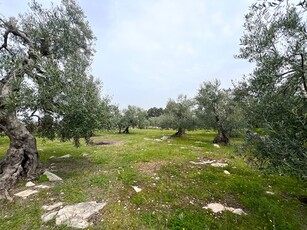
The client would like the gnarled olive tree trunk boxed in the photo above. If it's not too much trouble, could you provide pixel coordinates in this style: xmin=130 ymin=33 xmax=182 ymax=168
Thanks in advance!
xmin=213 ymin=130 xmax=230 ymax=145
xmin=0 ymin=112 xmax=40 ymax=199
xmin=123 ymin=126 xmax=130 ymax=134
xmin=172 ymin=127 xmax=185 ymax=137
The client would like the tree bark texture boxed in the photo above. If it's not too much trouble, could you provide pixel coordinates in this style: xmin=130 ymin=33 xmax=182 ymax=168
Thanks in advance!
xmin=213 ymin=130 xmax=230 ymax=145
xmin=0 ymin=113 xmax=40 ymax=199
xmin=123 ymin=126 xmax=130 ymax=134
xmin=0 ymin=17 xmax=42 ymax=199
xmin=172 ymin=128 xmax=185 ymax=137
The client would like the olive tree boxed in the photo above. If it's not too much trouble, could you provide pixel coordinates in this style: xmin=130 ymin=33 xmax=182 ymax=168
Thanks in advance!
xmin=119 ymin=105 xmax=148 ymax=134
xmin=0 ymin=0 xmax=105 ymax=198
xmin=159 ymin=95 xmax=196 ymax=136
xmin=237 ymin=0 xmax=307 ymax=176
xmin=195 ymin=80 xmax=246 ymax=144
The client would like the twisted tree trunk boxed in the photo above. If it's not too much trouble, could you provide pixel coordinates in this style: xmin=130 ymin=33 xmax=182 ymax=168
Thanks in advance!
xmin=213 ymin=130 xmax=230 ymax=145
xmin=0 ymin=112 xmax=41 ymax=199
xmin=172 ymin=127 xmax=185 ymax=137
xmin=0 ymin=17 xmax=42 ymax=199
xmin=123 ymin=126 xmax=130 ymax=134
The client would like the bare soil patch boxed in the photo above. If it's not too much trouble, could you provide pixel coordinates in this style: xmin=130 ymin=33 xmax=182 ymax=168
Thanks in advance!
xmin=91 ymin=140 xmax=123 ymax=146
xmin=135 ymin=161 xmax=168 ymax=176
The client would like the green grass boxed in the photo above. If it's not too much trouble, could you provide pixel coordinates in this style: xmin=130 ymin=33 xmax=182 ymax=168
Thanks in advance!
xmin=0 ymin=129 xmax=306 ymax=229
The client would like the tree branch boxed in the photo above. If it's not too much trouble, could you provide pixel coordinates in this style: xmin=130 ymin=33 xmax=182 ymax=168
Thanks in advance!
xmin=0 ymin=17 xmax=34 ymax=52
xmin=300 ymin=53 xmax=307 ymax=93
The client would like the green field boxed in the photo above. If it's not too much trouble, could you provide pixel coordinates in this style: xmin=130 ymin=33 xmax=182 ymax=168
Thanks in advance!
xmin=0 ymin=129 xmax=306 ymax=229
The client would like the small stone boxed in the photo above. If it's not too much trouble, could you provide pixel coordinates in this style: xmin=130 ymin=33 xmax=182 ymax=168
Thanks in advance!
xmin=44 ymin=171 xmax=63 ymax=182
xmin=35 ymin=185 xmax=51 ymax=189
xmin=161 ymin=136 xmax=169 ymax=140
xmin=266 ymin=191 xmax=275 ymax=195
xmin=204 ymin=202 xmax=246 ymax=215
xmin=190 ymin=160 xmax=216 ymax=165
xmin=14 ymin=189 xmax=39 ymax=198
xmin=211 ymin=162 xmax=228 ymax=167
xmin=224 ymin=170 xmax=230 ymax=175
xmin=25 ymin=181 xmax=35 ymax=187
xmin=132 ymin=186 xmax=142 ymax=193
xmin=42 ymin=202 xmax=64 ymax=211
xmin=213 ymin=144 xmax=220 ymax=148
xmin=203 ymin=203 xmax=225 ymax=213
xmin=225 ymin=207 xmax=246 ymax=215
xmin=58 ymin=154 xmax=71 ymax=159
xmin=231 ymin=208 xmax=246 ymax=215
xmin=153 ymin=139 xmax=162 ymax=142
xmin=41 ymin=211 xmax=58 ymax=222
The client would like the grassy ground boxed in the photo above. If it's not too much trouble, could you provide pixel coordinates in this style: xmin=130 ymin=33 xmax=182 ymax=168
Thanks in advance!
xmin=0 ymin=129 xmax=306 ymax=229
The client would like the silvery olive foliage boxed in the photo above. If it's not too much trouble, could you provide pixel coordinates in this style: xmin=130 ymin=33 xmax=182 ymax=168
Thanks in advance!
xmin=195 ymin=80 xmax=246 ymax=144
xmin=0 ymin=0 xmax=109 ymax=146
xmin=159 ymin=95 xmax=196 ymax=136
xmin=237 ymin=0 xmax=307 ymax=176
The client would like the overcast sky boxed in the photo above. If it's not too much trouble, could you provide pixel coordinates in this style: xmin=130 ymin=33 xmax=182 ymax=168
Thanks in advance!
xmin=0 ymin=0 xmax=255 ymax=109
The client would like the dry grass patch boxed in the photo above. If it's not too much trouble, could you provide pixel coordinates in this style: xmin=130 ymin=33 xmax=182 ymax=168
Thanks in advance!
xmin=92 ymin=140 xmax=123 ymax=146
xmin=135 ymin=161 xmax=169 ymax=176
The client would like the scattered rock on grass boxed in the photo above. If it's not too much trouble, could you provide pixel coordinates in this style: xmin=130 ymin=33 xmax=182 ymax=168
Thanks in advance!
xmin=203 ymin=202 xmax=246 ymax=215
xmin=58 ymin=154 xmax=71 ymax=159
xmin=56 ymin=201 xmax=106 ymax=229
xmin=42 ymin=202 xmax=64 ymax=211
xmin=161 ymin=135 xmax=170 ymax=141
xmin=14 ymin=189 xmax=39 ymax=198
xmin=35 ymin=184 xmax=51 ymax=189
xmin=190 ymin=159 xmax=228 ymax=168
xmin=41 ymin=211 xmax=58 ymax=223
xmin=213 ymin=144 xmax=220 ymax=148
xmin=25 ymin=181 xmax=35 ymax=187
xmin=132 ymin=186 xmax=142 ymax=193
xmin=224 ymin=170 xmax=230 ymax=175
xmin=211 ymin=162 xmax=228 ymax=168
xmin=266 ymin=191 xmax=275 ymax=195
xmin=44 ymin=171 xmax=63 ymax=182
xmin=190 ymin=160 xmax=215 ymax=165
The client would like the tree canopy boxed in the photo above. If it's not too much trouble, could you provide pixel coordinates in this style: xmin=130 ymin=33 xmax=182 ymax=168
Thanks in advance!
xmin=119 ymin=105 xmax=148 ymax=133
xmin=159 ymin=95 xmax=196 ymax=136
xmin=195 ymin=80 xmax=246 ymax=144
xmin=237 ymin=0 xmax=307 ymax=176
xmin=0 ymin=0 xmax=107 ymax=198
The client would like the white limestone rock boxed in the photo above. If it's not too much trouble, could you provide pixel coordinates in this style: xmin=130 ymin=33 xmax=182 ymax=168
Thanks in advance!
xmin=211 ymin=162 xmax=228 ymax=168
xmin=35 ymin=184 xmax=51 ymax=189
xmin=41 ymin=211 xmax=58 ymax=222
xmin=203 ymin=202 xmax=246 ymax=215
xmin=42 ymin=202 xmax=63 ymax=211
xmin=25 ymin=181 xmax=35 ymax=187
xmin=14 ymin=189 xmax=38 ymax=198
xmin=55 ymin=201 xmax=106 ymax=229
xmin=58 ymin=154 xmax=71 ymax=159
xmin=44 ymin=171 xmax=63 ymax=182
xmin=190 ymin=160 xmax=216 ymax=165
xmin=266 ymin=191 xmax=275 ymax=195
xmin=132 ymin=186 xmax=142 ymax=193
